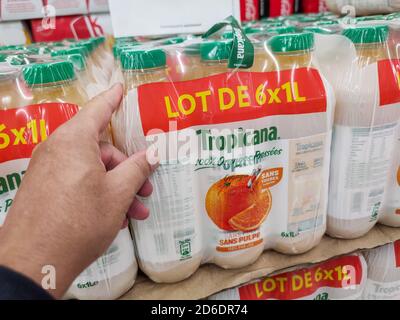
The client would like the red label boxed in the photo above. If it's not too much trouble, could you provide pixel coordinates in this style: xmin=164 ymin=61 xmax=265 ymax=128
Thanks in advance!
xmin=378 ymin=59 xmax=400 ymax=106
xmin=238 ymin=255 xmax=363 ymax=300
xmin=301 ymin=0 xmax=319 ymax=13
xmin=240 ymin=0 xmax=259 ymax=21
xmin=395 ymin=240 xmax=400 ymax=268
xmin=30 ymin=15 xmax=104 ymax=42
xmin=0 ymin=103 xmax=79 ymax=163
xmin=270 ymin=0 xmax=294 ymax=17
xmin=138 ymin=68 xmax=327 ymax=136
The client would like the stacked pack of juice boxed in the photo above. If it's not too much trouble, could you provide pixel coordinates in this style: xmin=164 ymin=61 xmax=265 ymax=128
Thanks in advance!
xmin=210 ymin=240 xmax=400 ymax=300
xmin=111 ymin=17 xmax=335 ymax=283
xmin=0 ymin=37 xmax=138 ymax=300
xmin=1 ymin=10 xmax=399 ymax=300
xmin=110 ymin=12 xmax=400 ymax=288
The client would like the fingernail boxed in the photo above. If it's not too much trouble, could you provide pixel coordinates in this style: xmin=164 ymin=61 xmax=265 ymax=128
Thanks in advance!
xmin=146 ymin=144 xmax=160 ymax=170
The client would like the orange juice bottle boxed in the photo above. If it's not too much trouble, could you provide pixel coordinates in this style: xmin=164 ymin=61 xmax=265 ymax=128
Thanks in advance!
xmin=22 ymin=60 xmax=137 ymax=300
xmin=0 ymin=65 xmax=32 ymax=226
xmin=113 ymin=48 xmax=204 ymax=283
xmin=328 ymin=25 xmax=400 ymax=238
xmin=266 ymin=32 xmax=333 ymax=254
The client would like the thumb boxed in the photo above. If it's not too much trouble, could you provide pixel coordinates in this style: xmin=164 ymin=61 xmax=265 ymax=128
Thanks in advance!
xmin=107 ymin=150 xmax=158 ymax=209
xmin=70 ymin=83 xmax=123 ymax=137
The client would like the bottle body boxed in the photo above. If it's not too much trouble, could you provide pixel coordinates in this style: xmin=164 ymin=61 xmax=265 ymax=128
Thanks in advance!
xmin=327 ymin=32 xmax=400 ymax=238
xmin=113 ymin=61 xmax=204 ymax=283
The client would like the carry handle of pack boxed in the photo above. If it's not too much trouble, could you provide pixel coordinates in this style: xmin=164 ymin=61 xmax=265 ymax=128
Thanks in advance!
xmin=202 ymin=15 xmax=254 ymax=69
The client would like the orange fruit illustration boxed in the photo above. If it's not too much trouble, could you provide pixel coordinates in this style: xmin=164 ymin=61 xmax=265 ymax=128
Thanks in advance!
xmin=205 ymin=174 xmax=272 ymax=232
xmin=397 ymin=166 xmax=400 ymax=186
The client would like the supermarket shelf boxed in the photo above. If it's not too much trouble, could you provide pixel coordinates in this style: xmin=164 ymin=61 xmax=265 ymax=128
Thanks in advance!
xmin=121 ymin=225 xmax=400 ymax=300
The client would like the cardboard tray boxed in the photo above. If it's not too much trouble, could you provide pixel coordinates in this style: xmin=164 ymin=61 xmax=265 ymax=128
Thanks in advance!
xmin=121 ymin=225 xmax=400 ymax=300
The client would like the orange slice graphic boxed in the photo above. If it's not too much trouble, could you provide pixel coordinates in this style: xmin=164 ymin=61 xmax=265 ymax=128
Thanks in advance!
xmin=229 ymin=188 xmax=272 ymax=232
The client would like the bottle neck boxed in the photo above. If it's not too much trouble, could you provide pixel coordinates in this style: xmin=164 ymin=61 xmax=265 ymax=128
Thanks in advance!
xmin=28 ymin=78 xmax=88 ymax=106
xmin=201 ymin=59 xmax=228 ymax=65
xmin=0 ymin=77 xmax=17 ymax=89
xmin=354 ymin=42 xmax=388 ymax=66
xmin=30 ymin=79 xmax=75 ymax=92
xmin=273 ymin=51 xmax=313 ymax=70
xmin=0 ymin=77 xmax=32 ymax=109
xmin=122 ymin=66 xmax=167 ymax=89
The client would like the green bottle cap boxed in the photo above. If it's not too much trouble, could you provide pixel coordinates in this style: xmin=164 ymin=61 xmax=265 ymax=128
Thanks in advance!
xmin=342 ymin=25 xmax=389 ymax=44
xmin=23 ymin=60 xmax=75 ymax=86
xmin=303 ymin=26 xmax=334 ymax=35
xmin=298 ymin=16 xmax=320 ymax=23
xmin=355 ymin=15 xmax=385 ymax=22
xmin=72 ymin=40 xmax=94 ymax=53
xmin=268 ymin=32 xmax=314 ymax=53
xmin=183 ymin=43 xmax=201 ymax=56
xmin=0 ymin=45 xmax=26 ymax=51
xmin=263 ymin=22 xmax=284 ymax=28
xmin=26 ymin=46 xmax=51 ymax=55
xmin=314 ymin=20 xmax=339 ymax=26
xmin=6 ymin=54 xmax=29 ymax=66
xmin=200 ymin=40 xmax=232 ymax=61
xmin=51 ymin=46 xmax=89 ymax=58
xmin=120 ymin=48 xmax=167 ymax=70
xmin=244 ymin=27 xmax=265 ymax=35
xmin=57 ymin=53 xmax=87 ymax=71
xmin=114 ymin=43 xmax=142 ymax=58
xmin=115 ymin=36 xmax=136 ymax=43
xmin=386 ymin=12 xmax=400 ymax=20
xmin=268 ymin=26 xmax=296 ymax=35
xmin=284 ymin=14 xmax=306 ymax=21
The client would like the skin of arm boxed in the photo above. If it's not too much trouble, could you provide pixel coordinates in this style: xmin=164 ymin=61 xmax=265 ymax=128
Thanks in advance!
xmin=0 ymin=84 xmax=157 ymax=298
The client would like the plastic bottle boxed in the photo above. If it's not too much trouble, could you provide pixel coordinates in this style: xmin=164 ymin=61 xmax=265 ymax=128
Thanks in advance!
xmin=71 ymin=41 xmax=109 ymax=86
xmin=58 ymin=53 xmax=103 ymax=99
xmin=198 ymin=38 xmax=269 ymax=269
xmin=112 ymin=48 xmax=203 ymax=283
xmin=362 ymin=241 xmax=400 ymax=300
xmin=22 ymin=61 xmax=136 ymax=299
xmin=266 ymin=32 xmax=334 ymax=254
xmin=327 ymin=25 xmax=400 ymax=238
xmin=0 ymin=65 xmax=32 ymax=225
xmin=63 ymin=228 xmax=137 ymax=300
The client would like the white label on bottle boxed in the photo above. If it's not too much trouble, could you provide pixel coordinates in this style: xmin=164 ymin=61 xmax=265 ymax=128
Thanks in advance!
xmin=363 ymin=279 xmax=400 ymax=300
xmin=71 ymin=229 xmax=135 ymax=288
xmin=335 ymin=0 xmax=394 ymax=14
xmin=329 ymin=123 xmax=398 ymax=220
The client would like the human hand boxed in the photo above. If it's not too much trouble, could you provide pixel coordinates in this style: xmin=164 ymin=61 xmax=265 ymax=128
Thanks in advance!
xmin=0 ymin=84 xmax=157 ymax=298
